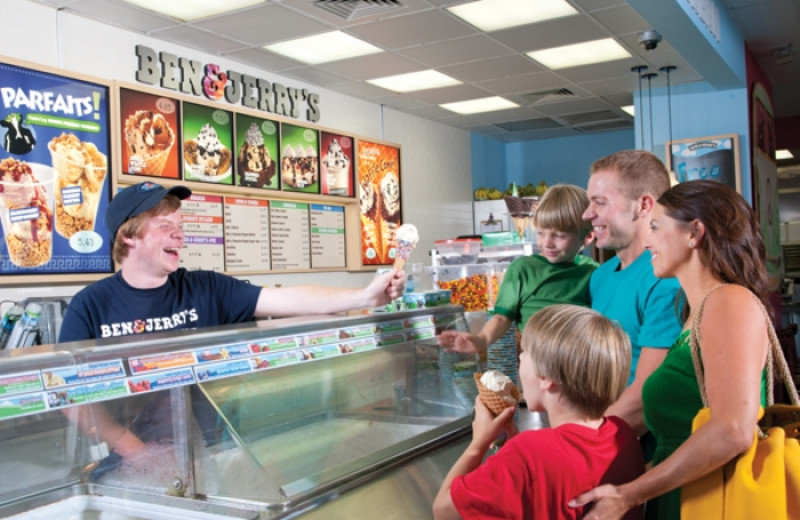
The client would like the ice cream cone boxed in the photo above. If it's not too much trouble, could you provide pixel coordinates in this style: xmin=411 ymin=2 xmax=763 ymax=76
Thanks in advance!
xmin=474 ymin=373 xmax=520 ymax=416
xmin=394 ymin=257 xmax=407 ymax=271
xmin=143 ymin=141 xmax=173 ymax=176
xmin=512 ymin=215 xmax=531 ymax=240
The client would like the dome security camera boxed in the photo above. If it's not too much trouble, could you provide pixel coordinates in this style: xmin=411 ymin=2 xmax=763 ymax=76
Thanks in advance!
xmin=638 ymin=30 xmax=663 ymax=51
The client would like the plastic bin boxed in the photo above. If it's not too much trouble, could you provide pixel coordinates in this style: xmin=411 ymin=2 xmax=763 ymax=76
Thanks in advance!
xmin=425 ymin=263 xmax=508 ymax=312
xmin=434 ymin=239 xmax=482 ymax=265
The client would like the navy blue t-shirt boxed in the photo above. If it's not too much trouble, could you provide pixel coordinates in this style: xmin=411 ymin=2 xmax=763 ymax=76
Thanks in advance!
xmin=59 ymin=268 xmax=262 ymax=343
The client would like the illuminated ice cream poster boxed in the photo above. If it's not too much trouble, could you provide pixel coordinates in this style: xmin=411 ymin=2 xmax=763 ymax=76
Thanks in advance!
xmin=234 ymin=113 xmax=278 ymax=190
xmin=0 ymin=61 xmax=112 ymax=276
xmin=666 ymin=134 xmax=741 ymax=194
xmin=320 ymin=131 xmax=354 ymax=197
xmin=182 ymin=102 xmax=233 ymax=185
xmin=357 ymin=139 xmax=401 ymax=266
xmin=280 ymin=122 xmax=319 ymax=194
xmin=120 ymin=88 xmax=180 ymax=179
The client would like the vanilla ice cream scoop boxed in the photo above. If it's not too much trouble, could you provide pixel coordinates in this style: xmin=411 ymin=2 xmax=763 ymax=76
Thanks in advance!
xmin=475 ymin=370 xmax=520 ymax=415
xmin=480 ymin=369 xmax=513 ymax=393
xmin=393 ymin=223 xmax=418 ymax=270
xmin=244 ymin=123 xmax=264 ymax=147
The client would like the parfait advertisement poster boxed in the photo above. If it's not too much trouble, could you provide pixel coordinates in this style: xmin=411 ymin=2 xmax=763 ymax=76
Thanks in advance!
xmin=280 ymin=123 xmax=319 ymax=194
xmin=0 ymin=61 xmax=112 ymax=275
xmin=182 ymin=102 xmax=234 ymax=185
xmin=235 ymin=113 xmax=279 ymax=190
xmin=357 ymin=140 xmax=401 ymax=266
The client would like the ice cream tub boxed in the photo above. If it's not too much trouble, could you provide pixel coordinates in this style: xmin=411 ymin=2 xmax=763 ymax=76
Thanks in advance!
xmin=0 ymin=159 xmax=55 ymax=268
xmin=47 ymin=133 xmax=108 ymax=238
xmin=402 ymin=290 xmax=451 ymax=309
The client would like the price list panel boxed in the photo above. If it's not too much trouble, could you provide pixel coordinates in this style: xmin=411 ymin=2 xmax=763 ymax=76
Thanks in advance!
xmin=224 ymin=197 xmax=270 ymax=272
xmin=270 ymin=201 xmax=311 ymax=270
xmin=180 ymin=194 xmax=225 ymax=271
xmin=310 ymin=204 xmax=346 ymax=268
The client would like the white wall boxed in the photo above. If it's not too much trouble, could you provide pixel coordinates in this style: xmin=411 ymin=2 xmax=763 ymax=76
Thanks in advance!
xmin=0 ymin=0 xmax=474 ymax=300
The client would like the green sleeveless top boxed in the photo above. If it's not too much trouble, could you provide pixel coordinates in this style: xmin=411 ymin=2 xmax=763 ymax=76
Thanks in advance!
xmin=641 ymin=330 xmax=768 ymax=520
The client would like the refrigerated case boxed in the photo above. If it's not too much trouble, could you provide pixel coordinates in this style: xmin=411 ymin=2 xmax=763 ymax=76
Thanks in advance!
xmin=0 ymin=307 xmax=479 ymax=519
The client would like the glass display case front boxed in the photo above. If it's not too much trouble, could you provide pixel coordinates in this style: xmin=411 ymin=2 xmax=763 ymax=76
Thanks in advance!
xmin=0 ymin=306 xmax=477 ymax=519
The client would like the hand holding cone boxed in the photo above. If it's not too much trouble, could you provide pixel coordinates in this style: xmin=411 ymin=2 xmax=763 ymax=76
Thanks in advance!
xmin=474 ymin=372 xmax=520 ymax=416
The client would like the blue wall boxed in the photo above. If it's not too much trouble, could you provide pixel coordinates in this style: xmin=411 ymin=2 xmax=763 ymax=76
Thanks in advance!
xmin=471 ymin=130 xmax=634 ymax=190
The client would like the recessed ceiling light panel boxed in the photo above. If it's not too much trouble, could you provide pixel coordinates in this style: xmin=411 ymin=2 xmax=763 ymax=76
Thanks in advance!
xmin=527 ymin=38 xmax=632 ymax=70
xmin=440 ymin=96 xmax=519 ymax=115
xmin=265 ymin=31 xmax=383 ymax=65
xmin=777 ymin=149 xmax=795 ymax=160
xmin=367 ymin=70 xmax=462 ymax=93
xmin=123 ymin=0 xmax=262 ymax=22
xmin=448 ymin=0 xmax=577 ymax=32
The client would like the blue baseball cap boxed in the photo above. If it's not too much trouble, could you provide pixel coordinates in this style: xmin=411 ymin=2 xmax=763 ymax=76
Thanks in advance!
xmin=106 ymin=182 xmax=191 ymax=240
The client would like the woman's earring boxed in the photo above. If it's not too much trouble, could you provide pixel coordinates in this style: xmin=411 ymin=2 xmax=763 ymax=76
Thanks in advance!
xmin=688 ymin=240 xmax=695 ymax=248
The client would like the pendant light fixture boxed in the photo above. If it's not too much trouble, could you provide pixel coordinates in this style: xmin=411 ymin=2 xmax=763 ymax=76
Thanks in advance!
xmin=631 ymin=66 xmax=648 ymax=148
xmin=642 ymin=72 xmax=658 ymax=152
xmin=659 ymin=66 xmax=677 ymax=148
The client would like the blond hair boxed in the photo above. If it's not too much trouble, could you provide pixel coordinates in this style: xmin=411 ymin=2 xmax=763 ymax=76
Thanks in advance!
xmin=112 ymin=195 xmax=182 ymax=264
xmin=590 ymin=150 xmax=671 ymax=201
xmin=533 ymin=183 xmax=592 ymax=238
xmin=522 ymin=304 xmax=630 ymax=418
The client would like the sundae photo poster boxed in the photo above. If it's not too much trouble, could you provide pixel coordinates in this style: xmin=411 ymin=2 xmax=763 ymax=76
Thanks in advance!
xmin=357 ymin=139 xmax=401 ymax=266
xmin=182 ymin=102 xmax=234 ymax=185
xmin=0 ymin=60 xmax=113 ymax=276
xmin=234 ymin=113 xmax=279 ymax=190
xmin=320 ymin=131 xmax=354 ymax=197
xmin=280 ymin=122 xmax=320 ymax=194
xmin=666 ymin=134 xmax=741 ymax=194
xmin=119 ymin=87 xmax=181 ymax=179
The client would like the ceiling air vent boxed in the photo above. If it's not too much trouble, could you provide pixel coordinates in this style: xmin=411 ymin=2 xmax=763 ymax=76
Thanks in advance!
xmin=523 ymin=88 xmax=575 ymax=105
xmin=314 ymin=0 xmax=405 ymax=21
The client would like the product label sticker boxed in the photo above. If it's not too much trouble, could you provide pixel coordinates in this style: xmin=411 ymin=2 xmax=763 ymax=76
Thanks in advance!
xmin=0 ymin=393 xmax=46 ymax=419
xmin=195 ymin=359 xmax=252 ymax=382
xmin=249 ymin=335 xmax=298 ymax=353
xmin=375 ymin=320 xmax=404 ymax=334
xmin=0 ymin=371 xmax=43 ymax=396
xmin=407 ymin=327 xmax=436 ymax=341
xmin=338 ymin=337 xmax=376 ymax=354
xmin=128 ymin=351 xmax=198 ymax=374
xmin=300 ymin=344 xmax=340 ymax=360
xmin=250 ymin=350 xmax=304 ymax=371
xmin=43 ymin=360 xmax=126 ymax=390
xmin=338 ymin=325 xmax=377 ymax=339
xmin=376 ymin=331 xmax=408 ymax=346
xmin=126 ymin=368 xmax=195 ymax=393
xmin=301 ymin=330 xmax=339 ymax=347
xmin=194 ymin=344 xmax=252 ymax=363
xmin=404 ymin=316 xmax=435 ymax=329
xmin=45 ymin=379 xmax=128 ymax=408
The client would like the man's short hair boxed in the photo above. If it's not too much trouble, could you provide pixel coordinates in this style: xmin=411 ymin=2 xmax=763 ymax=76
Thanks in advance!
xmin=590 ymin=150 xmax=671 ymax=201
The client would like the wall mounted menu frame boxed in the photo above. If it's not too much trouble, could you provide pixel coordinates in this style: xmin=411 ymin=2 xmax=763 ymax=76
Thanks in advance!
xmin=666 ymin=134 xmax=741 ymax=194
xmin=0 ymin=57 xmax=114 ymax=284
xmin=357 ymin=139 xmax=402 ymax=266
xmin=119 ymin=87 xmax=181 ymax=179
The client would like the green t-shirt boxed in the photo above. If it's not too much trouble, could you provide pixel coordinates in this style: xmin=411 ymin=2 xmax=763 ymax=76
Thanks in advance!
xmin=493 ymin=254 xmax=598 ymax=329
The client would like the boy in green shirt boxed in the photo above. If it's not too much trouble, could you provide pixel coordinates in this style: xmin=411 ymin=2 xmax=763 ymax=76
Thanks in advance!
xmin=438 ymin=184 xmax=596 ymax=354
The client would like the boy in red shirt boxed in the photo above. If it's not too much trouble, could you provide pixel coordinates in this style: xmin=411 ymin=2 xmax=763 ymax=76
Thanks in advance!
xmin=433 ymin=304 xmax=645 ymax=520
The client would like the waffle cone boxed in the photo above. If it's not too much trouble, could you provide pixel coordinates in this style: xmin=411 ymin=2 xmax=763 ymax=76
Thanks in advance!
xmin=512 ymin=215 xmax=530 ymax=239
xmin=143 ymin=143 xmax=173 ymax=176
xmin=394 ymin=257 xmax=406 ymax=271
xmin=474 ymin=373 xmax=520 ymax=416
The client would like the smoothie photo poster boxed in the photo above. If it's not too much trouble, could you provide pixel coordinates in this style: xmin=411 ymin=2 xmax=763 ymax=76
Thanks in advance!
xmin=182 ymin=102 xmax=234 ymax=185
xmin=0 ymin=61 xmax=112 ymax=276
xmin=320 ymin=131 xmax=354 ymax=197
xmin=119 ymin=88 xmax=181 ymax=179
xmin=234 ymin=113 xmax=279 ymax=190
xmin=356 ymin=140 xmax=401 ymax=266
xmin=279 ymin=122 xmax=320 ymax=194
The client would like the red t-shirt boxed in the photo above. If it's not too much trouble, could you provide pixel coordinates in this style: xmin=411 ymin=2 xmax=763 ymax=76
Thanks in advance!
xmin=451 ymin=416 xmax=645 ymax=520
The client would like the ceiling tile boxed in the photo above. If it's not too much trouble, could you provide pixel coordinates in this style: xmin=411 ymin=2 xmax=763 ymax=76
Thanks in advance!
xmin=193 ymin=5 xmax=329 ymax=47
xmin=150 ymin=25 xmax=246 ymax=55
xmin=223 ymin=47 xmax=300 ymax=72
xmin=442 ymin=55 xmax=539 ymax=82
xmin=404 ymin=84 xmax=493 ymax=104
xmin=490 ymin=16 xmax=608 ymax=53
xmin=475 ymin=71 xmax=567 ymax=96
xmin=397 ymin=35 xmax=515 ymax=67
xmin=325 ymin=81 xmax=395 ymax=100
xmin=317 ymin=53 xmax=423 ymax=80
xmin=590 ymin=5 xmax=650 ymax=35
xmin=348 ymin=10 xmax=478 ymax=49
xmin=570 ymin=0 xmax=629 ymax=12
xmin=281 ymin=0 xmax=432 ymax=26
xmin=280 ymin=66 xmax=351 ymax=87
xmin=69 ymin=0 xmax=176 ymax=33
xmin=535 ymin=98 xmax=615 ymax=116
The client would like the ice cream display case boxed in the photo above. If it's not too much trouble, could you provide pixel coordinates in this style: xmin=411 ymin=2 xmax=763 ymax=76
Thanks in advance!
xmin=0 ymin=306 xmax=478 ymax=519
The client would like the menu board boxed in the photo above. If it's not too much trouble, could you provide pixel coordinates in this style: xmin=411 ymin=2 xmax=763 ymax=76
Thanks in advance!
xmin=180 ymin=194 xmax=225 ymax=271
xmin=310 ymin=204 xmax=346 ymax=268
xmin=357 ymin=140 xmax=401 ymax=265
xmin=224 ymin=196 xmax=270 ymax=272
xmin=280 ymin=123 xmax=319 ymax=194
xmin=119 ymin=88 xmax=181 ymax=179
xmin=0 ymin=61 xmax=112 ymax=276
xmin=182 ymin=102 xmax=233 ymax=185
xmin=270 ymin=201 xmax=310 ymax=270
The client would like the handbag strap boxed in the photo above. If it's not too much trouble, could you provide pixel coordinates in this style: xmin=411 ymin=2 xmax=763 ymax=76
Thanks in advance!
xmin=689 ymin=285 xmax=800 ymax=408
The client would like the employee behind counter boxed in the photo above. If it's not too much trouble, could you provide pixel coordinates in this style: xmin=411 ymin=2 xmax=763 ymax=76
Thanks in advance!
xmin=58 ymin=181 xmax=407 ymax=470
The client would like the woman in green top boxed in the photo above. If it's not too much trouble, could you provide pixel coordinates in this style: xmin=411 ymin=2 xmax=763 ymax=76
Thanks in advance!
xmin=569 ymin=180 xmax=772 ymax=520
xmin=438 ymin=183 xmax=596 ymax=355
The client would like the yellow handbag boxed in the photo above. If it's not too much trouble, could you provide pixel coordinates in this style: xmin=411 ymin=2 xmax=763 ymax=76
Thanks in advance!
xmin=681 ymin=289 xmax=800 ymax=520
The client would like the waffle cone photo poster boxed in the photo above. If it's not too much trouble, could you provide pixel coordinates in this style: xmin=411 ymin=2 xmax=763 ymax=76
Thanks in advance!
xmin=357 ymin=140 xmax=401 ymax=266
